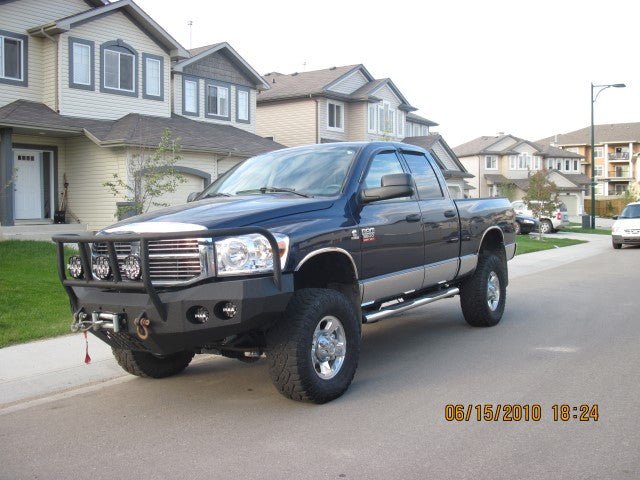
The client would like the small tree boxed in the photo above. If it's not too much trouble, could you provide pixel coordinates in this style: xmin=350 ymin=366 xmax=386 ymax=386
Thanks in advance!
xmin=498 ymin=182 xmax=518 ymax=201
xmin=104 ymin=129 xmax=186 ymax=218
xmin=523 ymin=170 xmax=559 ymax=240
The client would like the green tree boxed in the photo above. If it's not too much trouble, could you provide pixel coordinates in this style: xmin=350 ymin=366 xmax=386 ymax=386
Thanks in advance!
xmin=498 ymin=182 xmax=518 ymax=201
xmin=103 ymin=129 xmax=186 ymax=218
xmin=523 ymin=170 xmax=559 ymax=240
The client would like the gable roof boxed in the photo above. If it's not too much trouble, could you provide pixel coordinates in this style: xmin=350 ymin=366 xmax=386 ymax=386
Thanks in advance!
xmin=406 ymin=112 xmax=439 ymax=127
xmin=27 ymin=0 xmax=189 ymax=59
xmin=173 ymin=42 xmax=269 ymax=90
xmin=258 ymin=64 xmax=417 ymax=111
xmin=537 ymin=122 xmax=640 ymax=146
xmin=0 ymin=100 xmax=283 ymax=157
xmin=454 ymin=134 xmax=583 ymax=159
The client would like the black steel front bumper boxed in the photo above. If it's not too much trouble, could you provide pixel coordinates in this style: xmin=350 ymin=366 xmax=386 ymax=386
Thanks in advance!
xmin=53 ymin=228 xmax=294 ymax=355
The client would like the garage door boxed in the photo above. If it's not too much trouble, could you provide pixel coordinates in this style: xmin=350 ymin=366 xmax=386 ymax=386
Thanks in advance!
xmin=149 ymin=173 xmax=207 ymax=211
xmin=559 ymin=194 xmax=579 ymax=216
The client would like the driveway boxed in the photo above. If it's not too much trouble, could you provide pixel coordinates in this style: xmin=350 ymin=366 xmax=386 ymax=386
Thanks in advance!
xmin=1 ymin=241 xmax=638 ymax=480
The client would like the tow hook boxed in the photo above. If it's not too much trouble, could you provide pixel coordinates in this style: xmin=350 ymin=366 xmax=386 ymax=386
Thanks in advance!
xmin=134 ymin=314 xmax=151 ymax=340
xmin=71 ymin=311 xmax=125 ymax=333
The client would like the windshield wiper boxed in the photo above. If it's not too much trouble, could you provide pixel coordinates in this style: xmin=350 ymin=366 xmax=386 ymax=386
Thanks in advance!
xmin=236 ymin=187 xmax=312 ymax=198
xmin=204 ymin=192 xmax=232 ymax=198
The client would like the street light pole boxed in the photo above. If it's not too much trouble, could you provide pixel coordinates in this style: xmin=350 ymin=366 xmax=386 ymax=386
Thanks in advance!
xmin=590 ymin=82 xmax=626 ymax=229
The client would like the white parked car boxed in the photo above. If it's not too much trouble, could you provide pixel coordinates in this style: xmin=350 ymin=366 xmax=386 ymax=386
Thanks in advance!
xmin=511 ymin=200 xmax=570 ymax=234
xmin=612 ymin=202 xmax=640 ymax=249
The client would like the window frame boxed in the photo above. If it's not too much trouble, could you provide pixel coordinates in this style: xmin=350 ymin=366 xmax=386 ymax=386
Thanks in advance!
xmin=142 ymin=53 xmax=163 ymax=101
xmin=0 ymin=29 xmax=28 ymax=87
xmin=396 ymin=111 xmax=404 ymax=138
xmin=368 ymin=103 xmax=377 ymax=133
xmin=401 ymin=150 xmax=445 ymax=200
xmin=100 ymin=41 xmax=138 ymax=97
xmin=327 ymin=100 xmax=344 ymax=132
xmin=361 ymin=150 xmax=411 ymax=202
xmin=484 ymin=155 xmax=498 ymax=170
xmin=205 ymin=79 xmax=230 ymax=120
xmin=593 ymin=146 xmax=604 ymax=158
xmin=68 ymin=37 xmax=94 ymax=91
xmin=182 ymin=75 xmax=199 ymax=116
xmin=235 ymin=86 xmax=250 ymax=124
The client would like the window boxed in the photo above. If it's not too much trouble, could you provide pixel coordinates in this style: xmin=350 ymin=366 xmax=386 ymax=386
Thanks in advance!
xmin=594 ymin=147 xmax=604 ymax=158
xmin=69 ymin=38 xmax=93 ymax=90
xmin=547 ymin=158 xmax=555 ymax=169
xmin=573 ymin=160 xmax=579 ymax=172
xmin=101 ymin=42 xmax=136 ymax=95
xmin=143 ymin=54 xmax=162 ymax=99
xmin=421 ymin=126 xmax=428 ymax=136
xmin=397 ymin=111 xmax=403 ymax=137
xmin=564 ymin=159 xmax=570 ymax=171
xmin=484 ymin=155 xmax=497 ymax=170
xmin=378 ymin=105 xmax=385 ymax=134
xmin=594 ymin=165 xmax=603 ymax=177
xmin=206 ymin=82 xmax=230 ymax=119
xmin=183 ymin=77 xmax=198 ymax=115
xmin=403 ymin=151 xmax=444 ymax=199
xmin=236 ymin=87 xmax=250 ymax=123
xmin=532 ymin=156 xmax=541 ymax=170
xmin=368 ymin=104 xmax=377 ymax=133
xmin=363 ymin=151 xmax=405 ymax=190
xmin=414 ymin=124 xmax=420 ymax=136
xmin=327 ymin=101 xmax=344 ymax=131
xmin=386 ymin=108 xmax=396 ymax=134
xmin=0 ymin=30 xmax=27 ymax=85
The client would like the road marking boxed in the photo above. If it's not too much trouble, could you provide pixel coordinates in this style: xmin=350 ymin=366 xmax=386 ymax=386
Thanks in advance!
xmin=534 ymin=346 xmax=578 ymax=353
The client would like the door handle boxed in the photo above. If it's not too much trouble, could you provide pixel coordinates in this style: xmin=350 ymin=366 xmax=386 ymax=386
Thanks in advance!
xmin=444 ymin=210 xmax=457 ymax=218
xmin=406 ymin=213 xmax=421 ymax=222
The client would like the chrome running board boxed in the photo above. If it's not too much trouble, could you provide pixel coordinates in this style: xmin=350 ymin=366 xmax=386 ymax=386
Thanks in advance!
xmin=363 ymin=287 xmax=460 ymax=324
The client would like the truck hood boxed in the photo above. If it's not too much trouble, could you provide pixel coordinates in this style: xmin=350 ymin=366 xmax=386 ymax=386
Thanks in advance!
xmin=103 ymin=195 xmax=335 ymax=233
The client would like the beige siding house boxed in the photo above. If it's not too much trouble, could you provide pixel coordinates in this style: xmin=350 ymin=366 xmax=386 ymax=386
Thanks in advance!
xmin=454 ymin=134 xmax=589 ymax=215
xmin=0 ymin=0 xmax=281 ymax=232
xmin=256 ymin=64 xmax=437 ymax=146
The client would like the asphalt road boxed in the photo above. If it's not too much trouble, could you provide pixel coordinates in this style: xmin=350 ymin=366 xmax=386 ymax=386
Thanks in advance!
xmin=1 ymin=244 xmax=638 ymax=480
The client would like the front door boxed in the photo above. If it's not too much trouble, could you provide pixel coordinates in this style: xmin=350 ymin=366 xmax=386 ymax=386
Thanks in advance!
xmin=357 ymin=150 xmax=425 ymax=303
xmin=14 ymin=150 xmax=43 ymax=220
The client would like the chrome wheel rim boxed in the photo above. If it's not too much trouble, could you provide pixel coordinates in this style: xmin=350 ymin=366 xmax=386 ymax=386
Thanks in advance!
xmin=311 ymin=315 xmax=346 ymax=380
xmin=487 ymin=271 xmax=500 ymax=311
xmin=541 ymin=221 xmax=551 ymax=233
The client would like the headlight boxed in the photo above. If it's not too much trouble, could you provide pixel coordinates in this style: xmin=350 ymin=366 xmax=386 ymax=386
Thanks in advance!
xmin=215 ymin=233 xmax=289 ymax=276
xmin=92 ymin=255 xmax=111 ymax=280
xmin=67 ymin=255 xmax=83 ymax=279
xmin=523 ymin=220 xmax=534 ymax=224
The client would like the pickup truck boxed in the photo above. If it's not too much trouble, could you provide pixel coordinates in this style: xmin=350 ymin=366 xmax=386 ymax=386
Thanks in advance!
xmin=54 ymin=142 xmax=516 ymax=404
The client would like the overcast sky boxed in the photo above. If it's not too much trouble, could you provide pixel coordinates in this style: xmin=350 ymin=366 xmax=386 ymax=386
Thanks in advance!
xmin=137 ymin=0 xmax=639 ymax=147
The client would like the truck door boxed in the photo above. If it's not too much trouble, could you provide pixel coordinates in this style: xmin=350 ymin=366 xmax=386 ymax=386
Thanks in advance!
xmin=400 ymin=150 xmax=461 ymax=288
xmin=357 ymin=150 xmax=425 ymax=303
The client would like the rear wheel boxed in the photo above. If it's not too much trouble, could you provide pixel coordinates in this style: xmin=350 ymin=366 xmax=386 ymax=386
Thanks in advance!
xmin=460 ymin=251 xmax=507 ymax=327
xmin=112 ymin=349 xmax=194 ymax=378
xmin=612 ymin=240 xmax=622 ymax=250
xmin=540 ymin=219 xmax=553 ymax=234
xmin=266 ymin=288 xmax=360 ymax=403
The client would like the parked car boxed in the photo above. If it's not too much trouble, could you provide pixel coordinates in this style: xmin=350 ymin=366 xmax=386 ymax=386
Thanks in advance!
xmin=511 ymin=200 xmax=570 ymax=234
xmin=611 ymin=202 xmax=640 ymax=249
xmin=514 ymin=214 xmax=539 ymax=235
xmin=53 ymin=142 xmax=516 ymax=404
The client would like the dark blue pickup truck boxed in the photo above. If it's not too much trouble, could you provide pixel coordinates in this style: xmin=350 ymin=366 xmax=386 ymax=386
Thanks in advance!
xmin=54 ymin=142 xmax=516 ymax=403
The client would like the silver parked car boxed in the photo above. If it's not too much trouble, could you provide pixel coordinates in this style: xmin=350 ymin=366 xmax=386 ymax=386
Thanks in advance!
xmin=511 ymin=200 xmax=570 ymax=234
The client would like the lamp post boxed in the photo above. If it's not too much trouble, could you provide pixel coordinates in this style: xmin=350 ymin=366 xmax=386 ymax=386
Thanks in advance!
xmin=590 ymin=83 xmax=626 ymax=229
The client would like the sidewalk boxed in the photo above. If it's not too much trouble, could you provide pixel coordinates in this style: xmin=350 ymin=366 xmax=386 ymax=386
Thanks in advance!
xmin=0 ymin=231 xmax=612 ymax=408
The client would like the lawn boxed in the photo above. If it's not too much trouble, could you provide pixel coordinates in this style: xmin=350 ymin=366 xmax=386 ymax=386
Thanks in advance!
xmin=0 ymin=241 xmax=76 ymax=348
xmin=516 ymin=235 xmax=587 ymax=255
xmin=565 ymin=223 xmax=611 ymax=235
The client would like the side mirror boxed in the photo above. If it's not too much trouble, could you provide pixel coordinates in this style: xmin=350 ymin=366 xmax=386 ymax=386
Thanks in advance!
xmin=612 ymin=215 xmax=619 ymax=220
xmin=360 ymin=173 xmax=414 ymax=204
xmin=187 ymin=192 xmax=201 ymax=203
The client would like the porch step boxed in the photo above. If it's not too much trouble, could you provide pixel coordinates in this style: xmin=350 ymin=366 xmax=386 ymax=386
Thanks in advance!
xmin=0 ymin=223 xmax=90 ymax=242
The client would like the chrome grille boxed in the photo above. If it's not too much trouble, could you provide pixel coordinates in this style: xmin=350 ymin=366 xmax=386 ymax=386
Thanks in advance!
xmin=92 ymin=239 xmax=202 ymax=283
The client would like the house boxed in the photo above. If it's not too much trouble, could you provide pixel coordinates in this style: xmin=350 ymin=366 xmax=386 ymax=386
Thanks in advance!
xmin=0 ymin=0 xmax=282 ymax=231
xmin=256 ymin=64 xmax=437 ymax=147
xmin=402 ymin=134 xmax=474 ymax=198
xmin=405 ymin=112 xmax=438 ymax=137
xmin=454 ymin=134 xmax=590 ymax=215
xmin=537 ymin=123 xmax=640 ymax=197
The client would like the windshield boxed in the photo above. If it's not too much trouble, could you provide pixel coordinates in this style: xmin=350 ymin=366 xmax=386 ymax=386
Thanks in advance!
xmin=200 ymin=145 xmax=359 ymax=198
xmin=620 ymin=204 xmax=640 ymax=219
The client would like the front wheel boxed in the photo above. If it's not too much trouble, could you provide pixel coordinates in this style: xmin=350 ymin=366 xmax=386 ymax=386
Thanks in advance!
xmin=612 ymin=240 xmax=622 ymax=250
xmin=540 ymin=219 xmax=553 ymax=234
xmin=112 ymin=349 xmax=194 ymax=378
xmin=266 ymin=288 xmax=360 ymax=403
xmin=459 ymin=251 xmax=507 ymax=327
xmin=514 ymin=222 xmax=522 ymax=235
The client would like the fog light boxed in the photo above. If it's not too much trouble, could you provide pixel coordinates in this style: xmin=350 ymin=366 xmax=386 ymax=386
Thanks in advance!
xmin=122 ymin=255 xmax=141 ymax=280
xmin=221 ymin=302 xmax=237 ymax=319
xmin=67 ymin=255 xmax=83 ymax=279
xmin=193 ymin=307 xmax=210 ymax=324
xmin=92 ymin=255 xmax=111 ymax=280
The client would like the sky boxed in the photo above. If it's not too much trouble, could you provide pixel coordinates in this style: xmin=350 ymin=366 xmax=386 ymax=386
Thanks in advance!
xmin=137 ymin=0 xmax=639 ymax=147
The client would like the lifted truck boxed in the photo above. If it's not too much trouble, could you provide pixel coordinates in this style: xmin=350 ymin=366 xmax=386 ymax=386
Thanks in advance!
xmin=54 ymin=142 xmax=516 ymax=403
